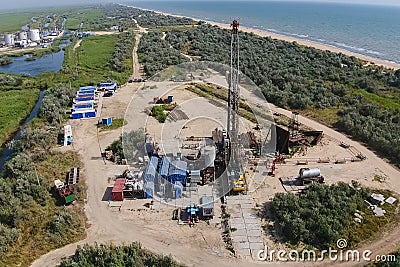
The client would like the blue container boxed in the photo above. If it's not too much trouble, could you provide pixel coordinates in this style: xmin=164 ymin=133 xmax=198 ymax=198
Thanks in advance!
xmin=74 ymin=96 xmax=94 ymax=102
xmin=77 ymin=92 xmax=95 ymax=97
xmin=84 ymin=111 xmax=96 ymax=118
xmin=167 ymin=95 xmax=174 ymax=102
xmin=102 ymin=117 xmax=112 ymax=125
xmin=72 ymin=113 xmax=83 ymax=119
xmin=73 ymin=103 xmax=93 ymax=110
xmin=168 ymin=160 xmax=187 ymax=186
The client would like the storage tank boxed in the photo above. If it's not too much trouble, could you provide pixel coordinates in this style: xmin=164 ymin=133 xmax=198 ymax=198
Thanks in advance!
xmin=299 ymin=168 xmax=321 ymax=179
xmin=4 ymin=34 xmax=15 ymax=45
xmin=18 ymin=31 xmax=27 ymax=40
xmin=29 ymin=29 xmax=40 ymax=41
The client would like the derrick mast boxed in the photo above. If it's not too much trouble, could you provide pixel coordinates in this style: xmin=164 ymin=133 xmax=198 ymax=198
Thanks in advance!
xmin=227 ymin=20 xmax=241 ymax=181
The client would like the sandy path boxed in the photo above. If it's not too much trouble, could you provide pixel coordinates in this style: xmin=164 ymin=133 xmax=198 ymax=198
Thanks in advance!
xmin=73 ymin=39 xmax=81 ymax=51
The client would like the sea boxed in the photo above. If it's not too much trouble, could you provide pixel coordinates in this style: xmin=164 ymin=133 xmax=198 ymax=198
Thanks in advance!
xmin=124 ymin=1 xmax=400 ymax=64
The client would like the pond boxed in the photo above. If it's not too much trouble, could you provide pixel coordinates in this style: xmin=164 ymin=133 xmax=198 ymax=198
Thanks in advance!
xmin=0 ymin=40 xmax=70 ymax=76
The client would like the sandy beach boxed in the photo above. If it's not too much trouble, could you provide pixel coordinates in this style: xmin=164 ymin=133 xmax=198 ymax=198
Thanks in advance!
xmin=129 ymin=5 xmax=400 ymax=70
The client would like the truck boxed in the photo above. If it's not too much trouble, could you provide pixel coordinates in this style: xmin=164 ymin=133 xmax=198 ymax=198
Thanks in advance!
xmin=232 ymin=174 xmax=246 ymax=193
xmin=297 ymin=168 xmax=324 ymax=185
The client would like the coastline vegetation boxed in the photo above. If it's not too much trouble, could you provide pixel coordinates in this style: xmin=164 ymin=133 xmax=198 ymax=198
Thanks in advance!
xmin=58 ymin=242 xmax=185 ymax=267
xmin=267 ymin=182 xmax=399 ymax=249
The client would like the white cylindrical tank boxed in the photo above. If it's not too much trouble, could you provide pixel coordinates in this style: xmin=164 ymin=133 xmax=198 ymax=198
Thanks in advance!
xmin=29 ymin=29 xmax=40 ymax=41
xmin=4 ymin=34 xmax=15 ymax=45
xmin=18 ymin=31 xmax=27 ymax=40
xmin=299 ymin=168 xmax=321 ymax=178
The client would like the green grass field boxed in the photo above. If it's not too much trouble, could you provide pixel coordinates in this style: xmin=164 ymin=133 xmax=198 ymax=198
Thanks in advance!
xmin=0 ymin=12 xmax=38 ymax=32
xmin=59 ymin=34 xmax=132 ymax=86
xmin=64 ymin=8 xmax=104 ymax=30
xmin=353 ymin=89 xmax=400 ymax=110
xmin=0 ymin=89 xmax=39 ymax=146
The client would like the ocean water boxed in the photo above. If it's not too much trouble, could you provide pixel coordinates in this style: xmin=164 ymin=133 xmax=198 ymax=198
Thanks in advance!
xmin=126 ymin=1 xmax=400 ymax=64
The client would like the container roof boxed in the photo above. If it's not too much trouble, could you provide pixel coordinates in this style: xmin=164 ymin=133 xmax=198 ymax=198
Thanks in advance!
xmin=112 ymin=178 xmax=126 ymax=192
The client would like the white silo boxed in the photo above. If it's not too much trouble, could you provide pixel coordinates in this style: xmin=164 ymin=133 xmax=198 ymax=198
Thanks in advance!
xmin=28 ymin=29 xmax=40 ymax=41
xmin=4 ymin=34 xmax=15 ymax=45
xmin=18 ymin=31 xmax=27 ymax=40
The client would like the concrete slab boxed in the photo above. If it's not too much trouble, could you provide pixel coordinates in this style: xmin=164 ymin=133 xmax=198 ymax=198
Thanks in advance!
xmin=243 ymin=213 xmax=258 ymax=219
xmin=249 ymin=242 xmax=264 ymax=250
xmin=246 ymin=223 xmax=261 ymax=230
xmin=231 ymin=213 xmax=243 ymax=218
xmin=248 ymin=235 xmax=263 ymax=243
xmin=241 ymin=203 xmax=255 ymax=209
xmin=243 ymin=218 xmax=259 ymax=225
xmin=235 ymin=241 xmax=250 ymax=250
xmin=233 ymin=229 xmax=247 ymax=236
xmin=230 ymin=223 xmax=246 ymax=230
xmin=231 ymin=218 xmax=245 ymax=224
xmin=232 ymin=235 xmax=248 ymax=243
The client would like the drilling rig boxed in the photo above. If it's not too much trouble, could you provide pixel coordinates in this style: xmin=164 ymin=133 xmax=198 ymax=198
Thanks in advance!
xmin=227 ymin=20 xmax=246 ymax=193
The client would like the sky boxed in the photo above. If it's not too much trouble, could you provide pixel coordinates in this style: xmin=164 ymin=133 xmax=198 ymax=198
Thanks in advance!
xmin=1 ymin=0 xmax=400 ymax=11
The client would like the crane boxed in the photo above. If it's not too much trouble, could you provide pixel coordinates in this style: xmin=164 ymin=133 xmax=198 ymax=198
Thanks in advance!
xmin=227 ymin=20 xmax=245 ymax=192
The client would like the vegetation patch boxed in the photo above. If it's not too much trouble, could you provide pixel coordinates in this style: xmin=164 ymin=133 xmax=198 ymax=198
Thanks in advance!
xmin=0 ymin=11 xmax=41 ymax=32
xmin=268 ymin=182 xmax=399 ymax=250
xmin=0 ymin=151 xmax=85 ymax=267
xmin=58 ymin=242 xmax=185 ymax=267
xmin=64 ymin=8 xmax=104 ymax=31
xmin=107 ymin=129 xmax=146 ymax=164
xmin=0 ymin=89 xmax=39 ymax=146
xmin=353 ymin=89 xmax=400 ymax=110
xmin=151 ymin=105 xmax=168 ymax=123
xmin=97 ymin=118 xmax=126 ymax=131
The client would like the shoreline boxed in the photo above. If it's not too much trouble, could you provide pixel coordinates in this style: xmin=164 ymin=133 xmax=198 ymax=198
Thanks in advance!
xmin=128 ymin=4 xmax=400 ymax=70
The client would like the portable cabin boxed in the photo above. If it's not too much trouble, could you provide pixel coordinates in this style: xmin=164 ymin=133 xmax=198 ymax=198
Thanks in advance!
xmin=77 ymin=91 xmax=95 ymax=97
xmin=74 ymin=96 xmax=94 ymax=102
xmin=168 ymin=160 xmax=187 ymax=186
xmin=72 ymin=102 xmax=94 ymax=110
xmin=102 ymin=117 xmax=112 ymax=126
xmin=72 ymin=100 xmax=94 ymax=106
xmin=63 ymin=125 xmax=73 ymax=146
xmin=112 ymin=178 xmax=126 ymax=201
xmin=199 ymin=196 xmax=214 ymax=219
xmin=71 ymin=109 xmax=96 ymax=119
xmin=99 ymin=82 xmax=117 ymax=92
xmin=79 ymin=85 xmax=97 ymax=92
